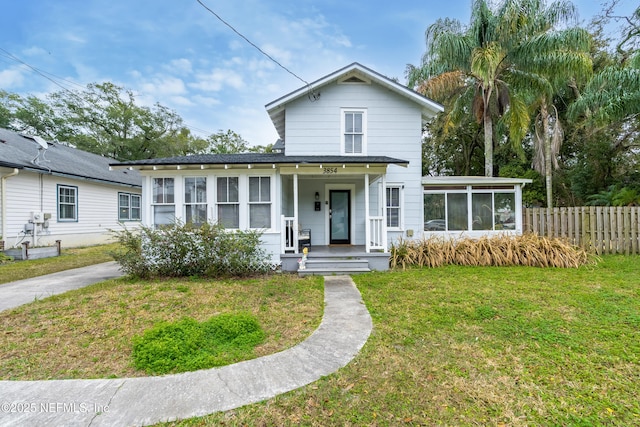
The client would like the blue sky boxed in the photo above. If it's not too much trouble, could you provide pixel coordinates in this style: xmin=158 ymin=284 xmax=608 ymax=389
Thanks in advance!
xmin=0 ymin=0 xmax=635 ymax=147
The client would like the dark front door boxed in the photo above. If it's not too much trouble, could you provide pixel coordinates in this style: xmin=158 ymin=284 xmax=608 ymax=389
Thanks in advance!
xmin=329 ymin=190 xmax=350 ymax=244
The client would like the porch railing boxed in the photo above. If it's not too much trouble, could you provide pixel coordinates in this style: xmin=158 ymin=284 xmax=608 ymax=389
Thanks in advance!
xmin=368 ymin=216 xmax=385 ymax=251
xmin=281 ymin=215 xmax=297 ymax=253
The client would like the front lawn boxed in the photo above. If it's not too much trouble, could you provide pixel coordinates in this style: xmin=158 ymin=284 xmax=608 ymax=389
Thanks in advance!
xmin=181 ymin=255 xmax=640 ymax=426
xmin=0 ymin=275 xmax=323 ymax=379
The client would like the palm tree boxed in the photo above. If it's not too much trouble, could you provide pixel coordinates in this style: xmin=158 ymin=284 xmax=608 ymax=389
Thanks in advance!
xmin=408 ymin=0 xmax=591 ymax=188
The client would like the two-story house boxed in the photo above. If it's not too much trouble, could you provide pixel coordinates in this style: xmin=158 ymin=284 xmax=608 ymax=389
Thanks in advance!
xmin=112 ymin=63 xmax=529 ymax=273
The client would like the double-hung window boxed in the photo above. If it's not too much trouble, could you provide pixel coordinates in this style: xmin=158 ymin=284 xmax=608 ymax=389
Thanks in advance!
xmin=343 ymin=109 xmax=366 ymax=154
xmin=249 ymin=176 xmax=271 ymax=229
xmin=118 ymin=192 xmax=141 ymax=221
xmin=386 ymin=186 xmax=402 ymax=229
xmin=184 ymin=177 xmax=207 ymax=226
xmin=217 ymin=177 xmax=239 ymax=229
xmin=58 ymin=185 xmax=77 ymax=221
xmin=152 ymin=178 xmax=175 ymax=228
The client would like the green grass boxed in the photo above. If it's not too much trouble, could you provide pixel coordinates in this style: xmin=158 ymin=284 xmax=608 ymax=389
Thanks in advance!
xmin=168 ymin=255 xmax=640 ymax=426
xmin=0 ymin=274 xmax=323 ymax=380
xmin=132 ymin=313 xmax=266 ymax=374
xmin=0 ymin=243 xmax=118 ymax=284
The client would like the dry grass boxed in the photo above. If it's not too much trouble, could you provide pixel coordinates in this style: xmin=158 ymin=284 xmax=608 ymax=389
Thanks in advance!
xmin=390 ymin=233 xmax=594 ymax=269
xmin=0 ymin=274 xmax=323 ymax=380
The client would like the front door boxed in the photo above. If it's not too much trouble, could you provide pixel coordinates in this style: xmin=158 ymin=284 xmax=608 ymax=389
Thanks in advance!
xmin=329 ymin=190 xmax=351 ymax=244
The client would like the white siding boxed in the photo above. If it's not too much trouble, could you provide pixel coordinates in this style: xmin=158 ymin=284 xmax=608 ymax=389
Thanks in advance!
xmin=284 ymin=80 xmax=425 ymax=246
xmin=1 ymin=171 xmax=141 ymax=248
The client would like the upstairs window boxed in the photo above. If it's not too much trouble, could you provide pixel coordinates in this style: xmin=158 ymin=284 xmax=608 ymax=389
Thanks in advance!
xmin=342 ymin=109 xmax=366 ymax=154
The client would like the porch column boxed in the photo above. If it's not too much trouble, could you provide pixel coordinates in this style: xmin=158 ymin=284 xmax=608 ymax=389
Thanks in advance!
xmin=381 ymin=173 xmax=387 ymax=250
xmin=365 ymin=173 xmax=370 ymax=253
xmin=293 ymin=173 xmax=299 ymax=254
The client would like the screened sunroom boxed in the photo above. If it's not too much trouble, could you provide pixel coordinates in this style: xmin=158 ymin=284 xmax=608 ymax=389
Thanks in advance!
xmin=422 ymin=176 xmax=532 ymax=238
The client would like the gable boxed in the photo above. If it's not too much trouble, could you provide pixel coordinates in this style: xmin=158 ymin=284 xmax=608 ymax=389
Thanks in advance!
xmin=265 ymin=62 xmax=443 ymax=141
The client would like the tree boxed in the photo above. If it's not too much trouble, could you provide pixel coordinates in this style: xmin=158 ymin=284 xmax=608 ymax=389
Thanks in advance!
xmin=49 ymin=82 xmax=210 ymax=160
xmin=206 ymin=130 xmax=272 ymax=154
xmin=206 ymin=129 xmax=251 ymax=154
xmin=408 ymin=0 xmax=590 ymax=187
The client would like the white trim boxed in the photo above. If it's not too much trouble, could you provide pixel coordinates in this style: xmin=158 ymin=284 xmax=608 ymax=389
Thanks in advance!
xmin=266 ymin=62 xmax=443 ymax=114
xmin=385 ymin=183 xmax=404 ymax=231
xmin=340 ymin=108 xmax=367 ymax=155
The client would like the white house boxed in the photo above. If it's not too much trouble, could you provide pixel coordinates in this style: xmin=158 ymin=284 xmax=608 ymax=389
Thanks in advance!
xmin=0 ymin=128 xmax=142 ymax=249
xmin=112 ymin=63 xmax=530 ymax=273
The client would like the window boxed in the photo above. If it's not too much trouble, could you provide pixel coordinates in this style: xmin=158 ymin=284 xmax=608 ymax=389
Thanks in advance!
xmin=152 ymin=178 xmax=175 ymax=227
xmin=184 ymin=177 xmax=207 ymax=226
xmin=342 ymin=109 xmax=366 ymax=154
xmin=58 ymin=185 xmax=77 ymax=221
xmin=217 ymin=177 xmax=239 ymax=228
xmin=424 ymin=186 xmax=517 ymax=232
xmin=386 ymin=186 xmax=401 ymax=229
xmin=249 ymin=176 xmax=271 ymax=229
xmin=118 ymin=193 xmax=141 ymax=221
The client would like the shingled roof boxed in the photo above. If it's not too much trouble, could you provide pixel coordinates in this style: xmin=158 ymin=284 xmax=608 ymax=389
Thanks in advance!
xmin=111 ymin=152 xmax=409 ymax=167
xmin=0 ymin=128 xmax=141 ymax=187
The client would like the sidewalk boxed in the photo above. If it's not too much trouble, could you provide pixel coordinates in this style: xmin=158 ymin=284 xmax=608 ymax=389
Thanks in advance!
xmin=0 ymin=269 xmax=372 ymax=426
xmin=0 ymin=261 xmax=124 ymax=312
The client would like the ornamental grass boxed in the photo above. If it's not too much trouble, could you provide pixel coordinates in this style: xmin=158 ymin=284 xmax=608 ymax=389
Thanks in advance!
xmin=390 ymin=233 xmax=594 ymax=269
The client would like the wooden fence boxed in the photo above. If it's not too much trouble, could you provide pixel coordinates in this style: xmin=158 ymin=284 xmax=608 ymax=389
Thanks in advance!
xmin=524 ymin=206 xmax=640 ymax=255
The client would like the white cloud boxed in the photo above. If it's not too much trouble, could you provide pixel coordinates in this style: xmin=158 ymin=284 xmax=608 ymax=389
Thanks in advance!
xmin=190 ymin=68 xmax=244 ymax=92
xmin=62 ymin=32 xmax=86 ymax=44
xmin=168 ymin=95 xmax=193 ymax=107
xmin=164 ymin=58 xmax=193 ymax=75
xmin=140 ymin=76 xmax=187 ymax=97
xmin=191 ymin=94 xmax=221 ymax=108
xmin=22 ymin=46 xmax=50 ymax=57
xmin=261 ymin=44 xmax=293 ymax=66
xmin=0 ymin=67 xmax=26 ymax=88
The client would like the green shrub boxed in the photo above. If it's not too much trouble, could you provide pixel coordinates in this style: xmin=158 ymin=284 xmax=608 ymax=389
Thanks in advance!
xmin=110 ymin=221 xmax=275 ymax=278
xmin=132 ymin=312 xmax=265 ymax=375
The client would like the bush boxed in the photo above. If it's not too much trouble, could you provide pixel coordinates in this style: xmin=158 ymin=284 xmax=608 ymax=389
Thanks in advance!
xmin=110 ymin=221 xmax=275 ymax=278
xmin=132 ymin=312 xmax=265 ymax=375
xmin=390 ymin=233 xmax=596 ymax=269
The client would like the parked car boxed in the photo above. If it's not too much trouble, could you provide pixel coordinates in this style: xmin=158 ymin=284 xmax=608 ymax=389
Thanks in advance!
xmin=424 ymin=219 xmax=446 ymax=231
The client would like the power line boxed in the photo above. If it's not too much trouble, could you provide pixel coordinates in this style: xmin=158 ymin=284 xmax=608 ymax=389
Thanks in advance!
xmin=195 ymin=0 xmax=312 ymax=88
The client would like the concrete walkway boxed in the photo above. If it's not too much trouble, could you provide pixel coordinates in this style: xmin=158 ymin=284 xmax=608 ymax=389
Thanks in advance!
xmin=0 ymin=265 xmax=372 ymax=427
xmin=0 ymin=262 xmax=124 ymax=312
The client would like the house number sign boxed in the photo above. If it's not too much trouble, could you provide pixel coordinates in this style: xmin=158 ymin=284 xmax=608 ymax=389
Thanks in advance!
xmin=323 ymin=167 xmax=338 ymax=174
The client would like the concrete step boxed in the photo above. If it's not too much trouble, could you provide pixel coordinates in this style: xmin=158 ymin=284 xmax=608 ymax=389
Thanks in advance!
xmin=304 ymin=258 xmax=369 ymax=270
xmin=297 ymin=257 xmax=371 ymax=276
xmin=298 ymin=267 xmax=371 ymax=277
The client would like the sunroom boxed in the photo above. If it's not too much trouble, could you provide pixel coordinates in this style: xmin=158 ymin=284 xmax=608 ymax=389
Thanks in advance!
xmin=422 ymin=176 xmax=532 ymax=238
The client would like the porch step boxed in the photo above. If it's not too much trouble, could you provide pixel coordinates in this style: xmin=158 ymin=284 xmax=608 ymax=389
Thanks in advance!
xmin=298 ymin=258 xmax=371 ymax=276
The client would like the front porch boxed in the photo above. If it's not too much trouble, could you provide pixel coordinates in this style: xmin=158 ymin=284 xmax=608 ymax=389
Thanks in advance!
xmin=280 ymin=245 xmax=390 ymax=274
xmin=278 ymin=164 xmax=391 ymax=257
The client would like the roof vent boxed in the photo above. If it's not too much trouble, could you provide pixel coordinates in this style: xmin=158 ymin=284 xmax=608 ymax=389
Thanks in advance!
xmin=339 ymin=73 xmax=370 ymax=84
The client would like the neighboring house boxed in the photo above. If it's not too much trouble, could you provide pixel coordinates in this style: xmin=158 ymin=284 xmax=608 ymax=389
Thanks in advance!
xmin=0 ymin=128 xmax=142 ymax=248
xmin=111 ymin=63 xmax=529 ymax=272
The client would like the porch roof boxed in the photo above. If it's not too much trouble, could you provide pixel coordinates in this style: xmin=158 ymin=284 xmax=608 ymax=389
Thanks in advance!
xmin=111 ymin=153 xmax=409 ymax=169
xmin=422 ymin=176 xmax=533 ymax=187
